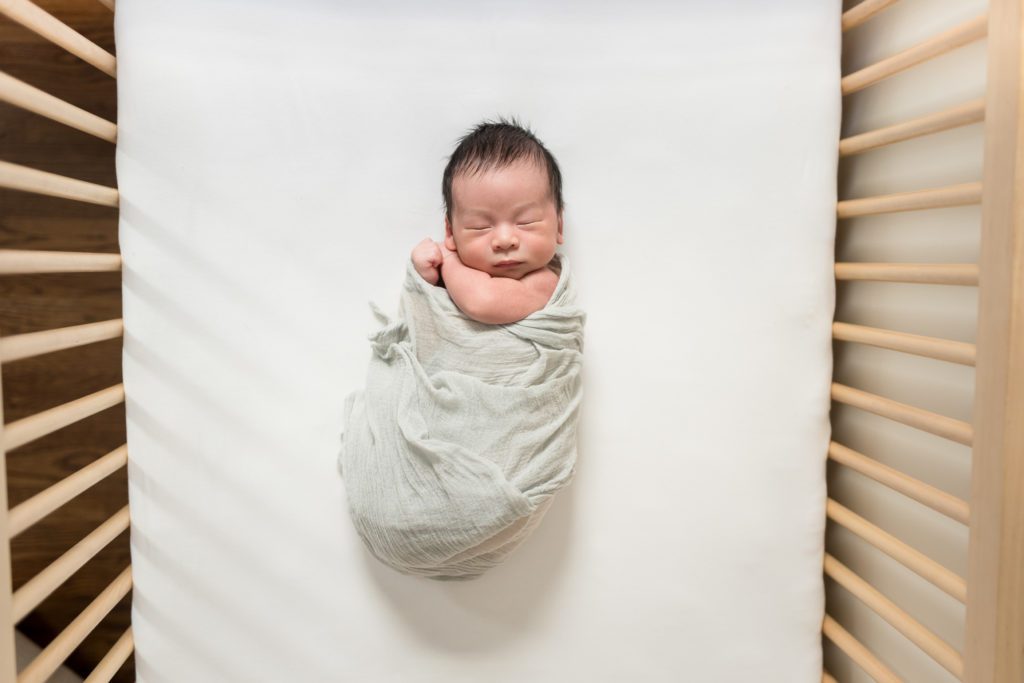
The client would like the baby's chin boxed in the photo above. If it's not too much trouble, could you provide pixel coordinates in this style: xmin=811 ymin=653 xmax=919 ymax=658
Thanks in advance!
xmin=486 ymin=261 xmax=537 ymax=279
xmin=459 ymin=255 xmax=532 ymax=279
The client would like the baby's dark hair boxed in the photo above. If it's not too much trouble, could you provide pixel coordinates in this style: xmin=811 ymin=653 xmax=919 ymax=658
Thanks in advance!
xmin=442 ymin=115 xmax=564 ymax=223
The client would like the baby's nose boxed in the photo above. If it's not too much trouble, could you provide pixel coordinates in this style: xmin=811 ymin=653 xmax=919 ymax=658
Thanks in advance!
xmin=493 ymin=227 xmax=517 ymax=242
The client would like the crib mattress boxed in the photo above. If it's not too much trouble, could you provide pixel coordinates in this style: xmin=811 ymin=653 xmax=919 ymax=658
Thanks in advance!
xmin=115 ymin=1 xmax=839 ymax=680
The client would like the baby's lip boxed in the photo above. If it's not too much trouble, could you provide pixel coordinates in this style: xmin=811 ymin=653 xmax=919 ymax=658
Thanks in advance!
xmin=495 ymin=259 xmax=522 ymax=266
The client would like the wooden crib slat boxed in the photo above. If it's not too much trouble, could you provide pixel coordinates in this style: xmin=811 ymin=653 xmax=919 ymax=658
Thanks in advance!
xmin=0 ymin=319 xmax=124 ymax=364
xmin=1 ymin=383 xmax=125 ymax=452
xmin=824 ymin=554 xmax=965 ymax=680
xmin=828 ymin=441 xmax=971 ymax=525
xmin=827 ymin=498 xmax=967 ymax=602
xmin=0 ymin=0 xmax=116 ymax=77
xmin=841 ymin=0 xmax=901 ymax=33
xmin=839 ymin=98 xmax=985 ymax=157
xmin=834 ymin=263 xmax=978 ymax=286
xmin=0 ymin=161 xmax=119 ymax=207
xmin=832 ymin=321 xmax=976 ymax=365
xmin=831 ymin=382 xmax=974 ymax=446
xmin=837 ymin=182 xmax=982 ymax=218
xmin=7 ymin=445 xmax=128 ymax=538
xmin=10 ymin=506 xmax=129 ymax=624
xmin=84 ymin=626 xmax=134 ymax=683
xmin=16 ymin=566 xmax=132 ymax=683
xmin=0 ymin=71 xmax=117 ymax=142
xmin=822 ymin=614 xmax=903 ymax=683
xmin=0 ymin=249 xmax=122 ymax=275
xmin=842 ymin=14 xmax=988 ymax=94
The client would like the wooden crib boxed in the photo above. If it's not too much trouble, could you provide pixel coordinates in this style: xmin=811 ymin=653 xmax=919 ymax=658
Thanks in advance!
xmin=0 ymin=0 xmax=1020 ymax=681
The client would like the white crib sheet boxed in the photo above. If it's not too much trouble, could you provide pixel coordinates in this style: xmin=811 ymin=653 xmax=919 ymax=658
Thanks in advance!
xmin=115 ymin=1 xmax=840 ymax=680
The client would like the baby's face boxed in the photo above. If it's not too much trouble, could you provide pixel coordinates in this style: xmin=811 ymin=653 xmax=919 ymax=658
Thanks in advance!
xmin=444 ymin=158 xmax=563 ymax=279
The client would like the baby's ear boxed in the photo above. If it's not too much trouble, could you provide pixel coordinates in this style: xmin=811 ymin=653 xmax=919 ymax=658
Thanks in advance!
xmin=443 ymin=216 xmax=455 ymax=249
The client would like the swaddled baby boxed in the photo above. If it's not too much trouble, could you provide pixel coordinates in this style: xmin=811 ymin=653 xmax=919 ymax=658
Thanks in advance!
xmin=339 ymin=116 xmax=584 ymax=581
xmin=410 ymin=116 xmax=564 ymax=323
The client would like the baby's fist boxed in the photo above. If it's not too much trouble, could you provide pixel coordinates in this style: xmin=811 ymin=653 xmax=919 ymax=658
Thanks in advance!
xmin=411 ymin=237 xmax=442 ymax=267
xmin=410 ymin=237 xmax=444 ymax=284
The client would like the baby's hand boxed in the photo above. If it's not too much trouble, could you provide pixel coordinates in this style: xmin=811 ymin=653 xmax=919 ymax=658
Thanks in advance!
xmin=410 ymin=238 xmax=444 ymax=285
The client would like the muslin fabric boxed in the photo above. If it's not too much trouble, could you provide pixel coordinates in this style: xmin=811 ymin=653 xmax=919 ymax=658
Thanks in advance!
xmin=338 ymin=252 xmax=585 ymax=580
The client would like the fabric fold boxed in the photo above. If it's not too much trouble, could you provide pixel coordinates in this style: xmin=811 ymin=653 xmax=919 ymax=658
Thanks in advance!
xmin=338 ymin=252 xmax=586 ymax=580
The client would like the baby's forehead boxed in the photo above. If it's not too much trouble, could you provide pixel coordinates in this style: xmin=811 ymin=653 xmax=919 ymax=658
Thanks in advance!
xmin=454 ymin=169 xmax=552 ymax=196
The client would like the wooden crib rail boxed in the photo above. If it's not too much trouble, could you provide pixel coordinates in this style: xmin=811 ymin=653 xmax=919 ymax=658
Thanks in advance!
xmin=829 ymin=0 xmax=1024 ymax=681
xmin=0 ymin=319 xmax=124 ymax=364
xmin=0 ymin=249 xmax=122 ymax=275
xmin=965 ymin=0 xmax=1024 ymax=678
xmin=0 ymin=71 xmax=116 ymax=142
xmin=0 ymin=161 xmax=119 ymax=207
xmin=834 ymin=262 xmax=979 ymax=285
xmin=836 ymin=181 xmax=983 ymax=218
xmin=831 ymin=382 xmax=974 ymax=445
xmin=841 ymin=0 xmax=900 ymax=32
xmin=831 ymin=321 xmax=976 ymax=366
xmin=0 ymin=0 xmax=126 ymax=678
xmin=839 ymin=98 xmax=986 ymax=157
xmin=842 ymin=14 xmax=988 ymax=94
xmin=1 ymin=384 xmax=125 ymax=453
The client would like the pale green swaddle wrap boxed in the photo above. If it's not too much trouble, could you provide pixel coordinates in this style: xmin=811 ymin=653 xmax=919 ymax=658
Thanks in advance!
xmin=337 ymin=252 xmax=585 ymax=580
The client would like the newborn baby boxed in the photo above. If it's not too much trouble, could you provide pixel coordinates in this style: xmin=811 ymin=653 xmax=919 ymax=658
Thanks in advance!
xmin=409 ymin=118 xmax=565 ymax=324
xmin=340 ymin=116 xmax=583 ymax=580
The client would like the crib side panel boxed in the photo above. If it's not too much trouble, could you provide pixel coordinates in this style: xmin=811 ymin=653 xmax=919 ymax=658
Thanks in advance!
xmin=966 ymin=0 xmax=1024 ymax=678
xmin=829 ymin=0 xmax=985 ymax=681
